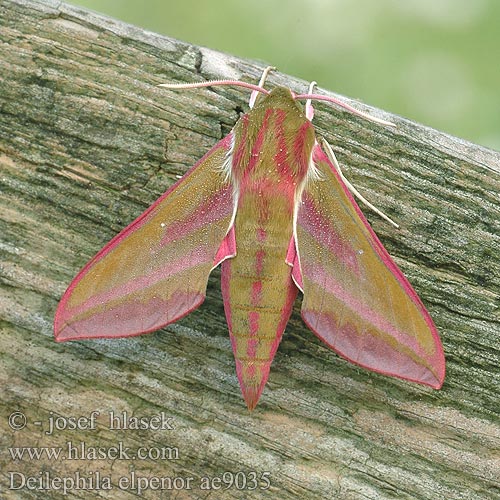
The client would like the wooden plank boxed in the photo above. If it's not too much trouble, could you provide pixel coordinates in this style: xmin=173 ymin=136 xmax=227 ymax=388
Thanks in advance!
xmin=1 ymin=1 xmax=499 ymax=498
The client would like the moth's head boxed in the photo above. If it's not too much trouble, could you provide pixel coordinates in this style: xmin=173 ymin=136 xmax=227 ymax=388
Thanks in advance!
xmin=252 ymin=86 xmax=304 ymax=116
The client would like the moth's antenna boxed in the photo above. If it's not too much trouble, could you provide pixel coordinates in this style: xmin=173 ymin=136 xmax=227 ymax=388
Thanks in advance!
xmin=159 ymin=76 xmax=395 ymax=128
xmin=295 ymin=92 xmax=395 ymax=127
xmin=158 ymin=80 xmax=269 ymax=96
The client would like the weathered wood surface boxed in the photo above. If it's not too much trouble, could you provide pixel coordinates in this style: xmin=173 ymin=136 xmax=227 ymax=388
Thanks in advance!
xmin=1 ymin=1 xmax=499 ymax=498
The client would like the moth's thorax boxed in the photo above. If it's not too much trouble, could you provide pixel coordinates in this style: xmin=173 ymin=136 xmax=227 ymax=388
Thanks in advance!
xmin=231 ymin=87 xmax=315 ymax=193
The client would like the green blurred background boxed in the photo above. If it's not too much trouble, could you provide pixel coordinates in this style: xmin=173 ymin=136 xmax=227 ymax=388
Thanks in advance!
xmin=75 ymin=0 xmax=500 ymax=151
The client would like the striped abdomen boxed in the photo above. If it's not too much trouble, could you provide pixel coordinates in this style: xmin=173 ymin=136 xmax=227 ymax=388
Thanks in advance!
xmin=221 ymin=184 xmax=298 ymax=409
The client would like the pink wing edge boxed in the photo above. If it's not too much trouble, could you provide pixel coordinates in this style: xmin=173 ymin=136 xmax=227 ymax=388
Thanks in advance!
xmin=54 ymin=134 xmax=236 ymax=342
xmin=288 ymin=142 xmax=445 ymax=389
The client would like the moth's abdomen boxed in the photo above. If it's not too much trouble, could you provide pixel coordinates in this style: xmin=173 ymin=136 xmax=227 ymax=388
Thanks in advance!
xmin=221 ymin=188 xmax=297 ymax=410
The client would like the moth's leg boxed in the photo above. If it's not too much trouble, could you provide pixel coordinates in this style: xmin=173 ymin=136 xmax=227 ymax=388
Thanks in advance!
xmin=249 ymin=66 xmax=275 ymax=108
xmin=305 ymin=81 xmax=317 ymax=121
xmin=320 ymin=137 xmax=400 ymax=228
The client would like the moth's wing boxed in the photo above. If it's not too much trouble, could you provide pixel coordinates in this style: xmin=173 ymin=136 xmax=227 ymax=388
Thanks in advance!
xmin=55 ymin=135 xmax=236 ymax=341
xmin=293 ymin=143 xmax=445 ymax=388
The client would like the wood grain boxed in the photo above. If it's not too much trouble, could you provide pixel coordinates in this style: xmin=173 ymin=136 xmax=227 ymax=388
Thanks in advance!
xmin=1 ymin=1 xmax=499 ymax=498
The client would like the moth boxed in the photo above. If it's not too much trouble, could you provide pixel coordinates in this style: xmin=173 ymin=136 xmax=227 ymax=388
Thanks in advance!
xmin=55 ymin=67 xmax=445 ymax=409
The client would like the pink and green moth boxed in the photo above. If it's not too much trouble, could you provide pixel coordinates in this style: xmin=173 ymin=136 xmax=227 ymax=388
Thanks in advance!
xmin=54 ymin=67 xmax=445 ymax=409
